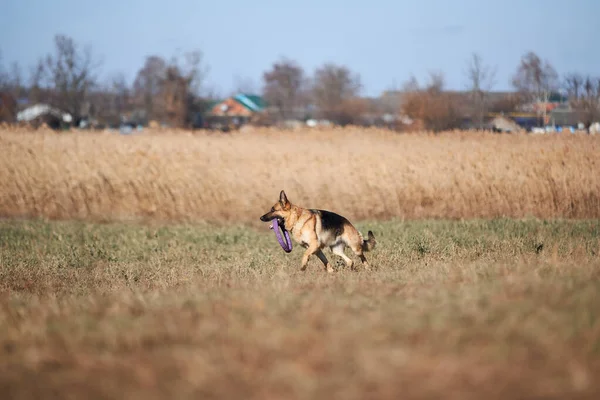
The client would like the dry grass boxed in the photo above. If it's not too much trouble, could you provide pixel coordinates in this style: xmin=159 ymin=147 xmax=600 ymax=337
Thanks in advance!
xmin=1 ymin=218 xmax=600 ymax=399
xmin=1 ymin=126 xmax=600 ymax=398
xmin=1 ymin=127 xmax=599 ymax=223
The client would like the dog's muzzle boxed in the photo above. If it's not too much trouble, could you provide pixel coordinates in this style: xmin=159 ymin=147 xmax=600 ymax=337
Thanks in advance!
xmin=260 ymin=212 xmax=279 ymax=222
xmin=260 ymin=214 xmax=270 ymax=222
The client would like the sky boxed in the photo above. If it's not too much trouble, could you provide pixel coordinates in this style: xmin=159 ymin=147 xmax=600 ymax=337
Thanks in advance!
xmin=1 ymin=0 xmax=598 ymax=98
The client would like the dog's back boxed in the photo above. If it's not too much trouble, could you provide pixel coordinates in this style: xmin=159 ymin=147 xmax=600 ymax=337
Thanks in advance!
xmin=312 ymin=208 xmax=376 ymax=255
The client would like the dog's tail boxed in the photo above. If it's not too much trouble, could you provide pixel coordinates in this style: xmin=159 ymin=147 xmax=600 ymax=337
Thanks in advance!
xmin=361 ymin=230 xmax=377 ymax=252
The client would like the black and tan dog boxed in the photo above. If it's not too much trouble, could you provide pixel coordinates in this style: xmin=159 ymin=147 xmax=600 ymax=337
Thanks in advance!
xmin=260 ymin=190 xmax=376 ymax=272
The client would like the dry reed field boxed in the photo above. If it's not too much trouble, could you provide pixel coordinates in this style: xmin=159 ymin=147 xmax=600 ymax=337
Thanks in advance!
xmin=1 ymin=218 xmax=599 ymax=399
xmin=0 ymin=127 xmax=599 ymax=223
xmin=1 ymin=127 xmax=600 ymax=399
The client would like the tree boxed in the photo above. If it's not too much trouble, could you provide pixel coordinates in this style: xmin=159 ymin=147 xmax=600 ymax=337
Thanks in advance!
xmin=262 ymin=57 xmax=308 ymax=120
xmin=92 ymin=72 xmax=132 ymax=126
xmin=401 ymin=72 xmax=462 ymax=132
xmin=161 ymin=63 xmax=191 ymax=127
xmin=465 ymin=52 xmax=497 ymax=129
xmin=111 ymin=73 xmax=131 ymax=119
xmin=0 ymin=53 xmax=24 ymax=99
xmin=511 ymin=51 xmax=558 ymax=125
xmin=133 ymin=55 xmax=168 ymax=122
xmin=563 ymin=73 xmax=584 ymax=100
xmin=580 ymin=76 xmax=600 ymax=126
xmin=28 ymin=59 xmax=47 ymax=105
xmin=0 ymin=92 xmax=16 ymax=123
xmin=0 ymin=52 xmax=16 ymax=122
xmin=311 ymin=63 xmax=363 ymax=125
xmin=178 ymin=50 xmax=207 ymax=98
xmin=132 ymin=50 xmax=208 ymax=127
xmin=5 ymin=61 xmax=25 ymax=101
xmin=0 ymin=52 xmax=25 ymax=99
xmin=0 ymin=50 xmax=6 ymax=89
xmin=38 ymin=34 xmax=102 ymax=124
xmin=167 ymin=50 xmax=208 ymax=128
xmin=563 ymin=73 xmax=600 ymax=127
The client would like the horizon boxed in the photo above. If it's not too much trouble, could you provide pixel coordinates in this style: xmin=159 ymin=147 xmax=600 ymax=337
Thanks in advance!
xmin=1 ymin=0 xmax=598 ymax=98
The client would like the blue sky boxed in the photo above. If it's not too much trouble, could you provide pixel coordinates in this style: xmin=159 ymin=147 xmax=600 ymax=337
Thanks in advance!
xmin=1 ymin=0 xmax=598 ymax=97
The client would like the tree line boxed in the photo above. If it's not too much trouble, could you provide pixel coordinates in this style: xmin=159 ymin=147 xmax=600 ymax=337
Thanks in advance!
xmin=1 ymin=34 xmax=599 ymax=130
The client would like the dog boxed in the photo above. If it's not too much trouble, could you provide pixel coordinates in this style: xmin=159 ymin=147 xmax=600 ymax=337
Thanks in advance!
xmin=260 ymin=190 xmax=377 ymax=272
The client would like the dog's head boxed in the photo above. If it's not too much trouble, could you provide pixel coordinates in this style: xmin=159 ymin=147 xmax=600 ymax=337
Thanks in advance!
xmin=260 ymin=190 xmax=292 ymax=223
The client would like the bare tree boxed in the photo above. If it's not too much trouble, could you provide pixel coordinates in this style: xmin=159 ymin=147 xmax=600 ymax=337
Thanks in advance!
xmin=179 ymin=50 xmax=210 ymax=127
xmin=0 ymin=54 xmax=23 ymax=98
xmin=564 ymin=73 xmax=600 ymax=126
xmin=6 ymin=61 xmax=25 ymax=101
xmin=512 ymin=51 xmax=559 ymax=126
xmin=133 ymin=55 xmax=168 ymax=122
xmin=38 ymin=34 xmax=102 ymax=123
xmin=401 ymin=72 xmax=462 ymax=131
xmin=92 ymin=72 xmax=132 ymax=126
xmin=402 ymin=75 xmax=420 ymax=92
xmin=0 ymin=92 xmax=16 ymax=123
xmin=465 ymin=52 xmax=497 ymax=128
xmin=311 ymin=62 xmax=363 ymax=125
xmin=133 ymin=50 xmax=207 ymax=127
xmin=581 ymin=77 xmax=600 ymax=123
xmin=563 ymin=73 xmax=584 ymax=101
xmin=0 ymin=52 xmax=14 ymax=122
xmin=161 ymin=64 xmax=191 ymax=127
xmin=111 ymin=73 xmax=130 ymax=117
xmin=262 ymin=57 xmax=308 ymax=120
xmin=427 ymin=71 xmax=445 ymax=93
xmin=176 ymin=50 xmax=208 ymax=97
xmin=28 ymin=59 xmax=47 ymax=104
xmin=169 ymin=50 xmax=208 ymax=127
xmin=0 ymin=50 xmax=6 ymax=90
xmin=0 ymin=51 xmax=16 ymax=122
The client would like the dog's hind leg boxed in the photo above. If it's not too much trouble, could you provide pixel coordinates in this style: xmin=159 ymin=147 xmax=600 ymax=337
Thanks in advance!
xmin=315 ymin=249 xmax=334 ymax=273
xmin=331 ymin=244 xmax=354 ymax=270
xmin=349 ymin=245 xmax=371 ymax=271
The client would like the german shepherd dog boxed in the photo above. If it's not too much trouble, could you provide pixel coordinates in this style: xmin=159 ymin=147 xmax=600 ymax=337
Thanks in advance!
xmin=260 ymin=190 xmax=377 ymax=272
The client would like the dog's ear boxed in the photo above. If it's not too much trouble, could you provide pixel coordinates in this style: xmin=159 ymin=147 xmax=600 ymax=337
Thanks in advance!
xmin=279 ymin=190 xmax=290 ymax=208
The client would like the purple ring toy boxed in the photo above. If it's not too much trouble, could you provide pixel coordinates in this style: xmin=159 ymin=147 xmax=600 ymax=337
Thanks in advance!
xmin=270 ymin=218 xmax=292 ymax=253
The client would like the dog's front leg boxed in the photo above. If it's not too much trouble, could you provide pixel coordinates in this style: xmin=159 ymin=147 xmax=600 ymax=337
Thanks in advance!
xmin=301 ymin=244 xmax=321 ymax=272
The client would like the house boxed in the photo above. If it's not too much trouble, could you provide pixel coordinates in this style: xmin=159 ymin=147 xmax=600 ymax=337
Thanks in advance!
xmin=16 ymin=103 xmax=73 ymax=130
xmin=203 ymin=94 xmax=267 ymax=130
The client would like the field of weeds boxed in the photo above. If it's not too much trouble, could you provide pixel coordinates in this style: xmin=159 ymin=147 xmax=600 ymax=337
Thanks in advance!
xmin=1 ymin=127 xmax=599 ymax=222
xmin=1 ymin=218 xmax=600 ymax=399
xmin=1 ymin=127 xmax=600 ymax=399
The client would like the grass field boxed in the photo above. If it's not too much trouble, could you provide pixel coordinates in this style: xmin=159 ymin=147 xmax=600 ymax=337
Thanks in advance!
xmin=1 ymin=127 xmax=600 ymax=399
xmin=1 ymin=127 xmax=599 ymax=222
xmin=1 ymin=217 xmax=600 ymax=399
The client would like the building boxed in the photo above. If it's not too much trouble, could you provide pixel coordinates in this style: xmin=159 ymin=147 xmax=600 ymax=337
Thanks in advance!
xmin=16 ymin=103 xmax=73 ymax=130
xmin=549 ymin=104 xmax=587 ymax=129
xmin=203 ymin=94 xmax=267 ymax=130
